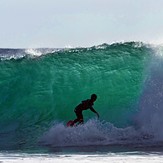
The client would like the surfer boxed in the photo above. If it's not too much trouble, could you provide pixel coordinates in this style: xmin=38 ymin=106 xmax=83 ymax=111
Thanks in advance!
xmin=70 ymin=94 xmax=99 ymax=126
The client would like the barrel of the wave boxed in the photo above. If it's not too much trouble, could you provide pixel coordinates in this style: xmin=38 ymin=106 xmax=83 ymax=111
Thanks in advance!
xmin=0 ymin=42 xmax=151 ymax=150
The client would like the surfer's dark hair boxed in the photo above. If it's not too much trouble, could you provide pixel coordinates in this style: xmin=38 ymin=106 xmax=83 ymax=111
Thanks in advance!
xmin=91 ymin=94 xmax=97 ymax=100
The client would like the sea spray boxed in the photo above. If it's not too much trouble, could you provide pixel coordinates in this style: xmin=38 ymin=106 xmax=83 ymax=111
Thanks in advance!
xmin=136 ymin=46 xmax=163 ymax=140
xmin=39 ymin=119 xmax=140 ymax=148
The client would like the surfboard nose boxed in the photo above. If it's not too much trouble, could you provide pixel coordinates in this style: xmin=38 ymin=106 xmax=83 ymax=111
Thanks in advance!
xmin=66 ymin=120 xmax=74 ymax=127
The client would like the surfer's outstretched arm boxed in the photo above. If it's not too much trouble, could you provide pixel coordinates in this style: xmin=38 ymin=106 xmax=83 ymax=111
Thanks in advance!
xmin=90 ymin=107 xmax=99 ymax=119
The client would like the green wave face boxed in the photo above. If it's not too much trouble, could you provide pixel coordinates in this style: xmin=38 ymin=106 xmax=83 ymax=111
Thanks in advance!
xmin=0 ymin=42 xmax=151 ymax=149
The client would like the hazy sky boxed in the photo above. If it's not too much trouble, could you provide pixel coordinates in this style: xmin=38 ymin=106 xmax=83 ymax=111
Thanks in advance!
xmin=1 ymin=0 xmax=163 ymax=48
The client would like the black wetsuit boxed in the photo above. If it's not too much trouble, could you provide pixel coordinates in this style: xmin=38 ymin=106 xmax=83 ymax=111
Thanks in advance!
xmin=73 ymin=99 xmax=94 ymax=124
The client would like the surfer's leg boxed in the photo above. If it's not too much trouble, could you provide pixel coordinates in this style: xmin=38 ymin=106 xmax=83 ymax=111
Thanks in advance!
xmin=71 ymin=111 xmax=82 ymax=126
xmin=78 ymin=119 xmax=84 ymax=125
xmin=77 ymin=112 xmax=84 ymax=125
xmin=78 ymin=113 xmax=83 ymax=124
xmin=73 ymin=118 xmax=79 ymax=124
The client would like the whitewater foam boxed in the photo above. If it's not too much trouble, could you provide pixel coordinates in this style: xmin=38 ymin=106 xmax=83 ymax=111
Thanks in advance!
xmin=39 ymin=119 xmax=154 ymax=148
xmin=1 ymin=152 xmax=163 ymax=163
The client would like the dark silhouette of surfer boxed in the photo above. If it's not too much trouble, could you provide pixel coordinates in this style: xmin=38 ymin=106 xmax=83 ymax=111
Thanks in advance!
xmin=70 ymin=94 xmax=99 ymax=126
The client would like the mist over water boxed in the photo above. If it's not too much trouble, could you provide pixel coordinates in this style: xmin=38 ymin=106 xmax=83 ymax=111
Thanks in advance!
xmin=137 ymin=47 xmax=163 ymax=139
xmin=0 ymin=42 xmax=163 ymax=150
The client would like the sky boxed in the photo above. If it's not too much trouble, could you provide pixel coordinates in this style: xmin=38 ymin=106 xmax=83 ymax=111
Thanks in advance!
xmin=0 ymin=0 xmax=163 ymax=48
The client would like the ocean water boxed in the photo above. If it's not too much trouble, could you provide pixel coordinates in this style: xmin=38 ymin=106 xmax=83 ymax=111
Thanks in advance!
xmin=1 ymin=42 xmax=163 ymax=162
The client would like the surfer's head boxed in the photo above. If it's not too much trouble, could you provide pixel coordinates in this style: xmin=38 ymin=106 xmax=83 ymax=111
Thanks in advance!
xmin=91 ymin=94 xmax=97 ymax=101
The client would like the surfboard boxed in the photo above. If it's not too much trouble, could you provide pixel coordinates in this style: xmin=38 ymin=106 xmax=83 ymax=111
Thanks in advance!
xmin=66 ymin=120 xmax=74 ymax=127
